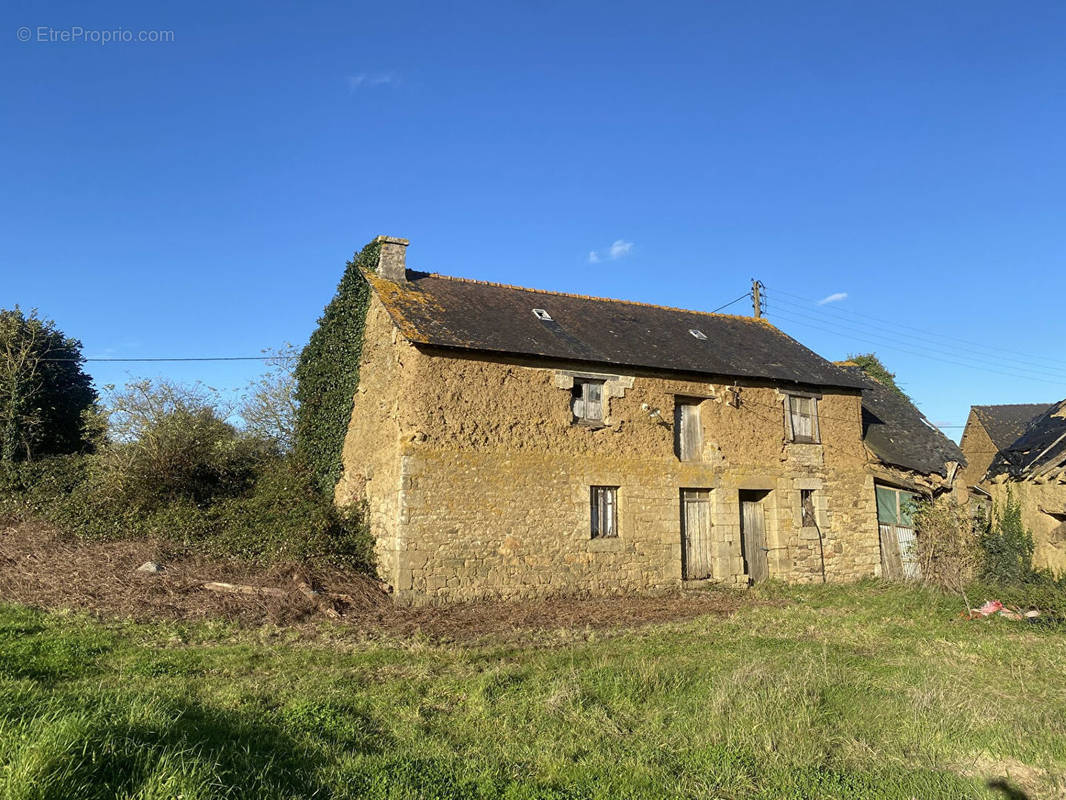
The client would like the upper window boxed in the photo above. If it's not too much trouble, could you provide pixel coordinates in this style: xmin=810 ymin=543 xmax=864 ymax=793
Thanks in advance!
xmin=572 ymin=379 xmax=604 ymax=424
xmin=590 ymin=486 xmax=618 ymax=538
xmin=675 ymin=399 xmax=703 ymax=461
xmin=786 ymin=394 xmax=820 ymax=444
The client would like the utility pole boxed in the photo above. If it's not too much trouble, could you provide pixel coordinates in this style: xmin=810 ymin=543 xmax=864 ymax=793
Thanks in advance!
xmin=751 ymin=279 xmax=764 ymax=319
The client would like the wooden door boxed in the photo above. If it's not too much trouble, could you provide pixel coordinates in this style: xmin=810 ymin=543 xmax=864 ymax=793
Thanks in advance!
xmin=876 ymin=485 xmax=921 ymax=580
xmin=740 ymin=492 xmax=769 ymax=583
xmin=681 ymin=489 xmax=712 ymax=580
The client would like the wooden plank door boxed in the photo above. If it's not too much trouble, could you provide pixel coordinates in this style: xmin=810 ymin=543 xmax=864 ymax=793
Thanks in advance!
xmin=740 ymin=492 xmax=769 ymax=583
xmin=879 ymin=524 xmax=903 ymax=580
xmin=681 ymin=489 xmax=712 ymax=580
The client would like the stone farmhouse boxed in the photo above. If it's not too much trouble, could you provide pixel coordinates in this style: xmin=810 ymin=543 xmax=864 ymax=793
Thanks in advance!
xmin=338 ymin=237 xmax=962 ymax=603
xmin=961 ymin=401 xmax=1066 ymax=573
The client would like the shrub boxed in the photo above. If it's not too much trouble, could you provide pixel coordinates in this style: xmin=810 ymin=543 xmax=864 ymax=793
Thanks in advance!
xmin=96 ymin=380 xmax=271 ymax=512
xmin=211 ymin=459 xmax=373 ymax=568
xmin=978 ymin=488 xmax=1037 ymax=585
xmin=911 ymin=497 xmax=979 ymax=597
xmin=0 ymin=454 xmax=91 ymax=523
xmin=0 ymin=377 xmax=375 ymax=571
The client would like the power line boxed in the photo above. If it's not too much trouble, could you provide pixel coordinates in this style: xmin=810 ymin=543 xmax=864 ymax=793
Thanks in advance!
xmin=710 ymin=292 xmax=753 ymax=314
xmin=765 ymin=284 xmax=1066 ymax=370
xmin=767 ymin=295 xmax=1066 ymax=379
xmin=767 ymin=302 xmax=1066 ymax=382
xmin=41 ymin=356 xmax=297 ymax=363
xmin=767 ymin=307 xmax=1066 ymax=387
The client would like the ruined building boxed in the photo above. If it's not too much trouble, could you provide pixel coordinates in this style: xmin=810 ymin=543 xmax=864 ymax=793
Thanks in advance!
xmin=338 ymin=237 xmax=953 ymax=602
xmin=961 ymin=401 xmax=1066 ymax=573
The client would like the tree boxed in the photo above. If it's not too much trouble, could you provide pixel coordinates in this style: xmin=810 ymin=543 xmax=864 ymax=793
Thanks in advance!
xmin=847 ymin=352 xmax=907 ymax=398
xmin=239 ymin=344 xmax=298 ymax=453
xmin=294 ymin=238 xmax=381 ymax=495
xmin=0 ymin=307 xmax=97 ymax=463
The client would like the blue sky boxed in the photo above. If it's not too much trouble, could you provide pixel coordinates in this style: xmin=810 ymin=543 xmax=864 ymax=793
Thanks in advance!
xmin=3 ymin=0 xmax=1066 ymax=438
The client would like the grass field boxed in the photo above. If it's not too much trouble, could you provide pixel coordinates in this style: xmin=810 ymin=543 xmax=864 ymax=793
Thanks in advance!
xmin=0 ymin=582 xmax=1062 ymax=799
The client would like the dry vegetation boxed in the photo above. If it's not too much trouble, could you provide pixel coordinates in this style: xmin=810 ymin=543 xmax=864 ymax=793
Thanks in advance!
xmin=0 ymin=521 xmax=751 ymax=641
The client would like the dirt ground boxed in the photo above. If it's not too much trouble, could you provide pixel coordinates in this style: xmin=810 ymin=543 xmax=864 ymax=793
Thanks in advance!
xmin=0 ymin=522 xmax=753 ymax=641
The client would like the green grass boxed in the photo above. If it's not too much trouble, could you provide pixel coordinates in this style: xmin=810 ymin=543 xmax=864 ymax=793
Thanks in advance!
xmin=0 ymin=582 xmax=1063 ymax=799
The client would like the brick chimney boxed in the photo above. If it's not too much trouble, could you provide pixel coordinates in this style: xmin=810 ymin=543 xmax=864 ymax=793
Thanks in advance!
xmin=375 ymin=235 xmax=409 ymax=282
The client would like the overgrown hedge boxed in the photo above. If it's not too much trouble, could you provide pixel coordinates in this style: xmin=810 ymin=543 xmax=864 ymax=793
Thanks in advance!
xmin=294 ymin=239 xmax=380 ymax=496
xmin=0 ymin=454 xmax=374 ymax=568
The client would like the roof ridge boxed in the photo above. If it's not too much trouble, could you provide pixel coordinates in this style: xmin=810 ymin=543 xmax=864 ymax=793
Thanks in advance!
xmin=420 ymin=271 xmax=772 ymax=326
xmin=974 ymin=402 xmax=1054 ymax=408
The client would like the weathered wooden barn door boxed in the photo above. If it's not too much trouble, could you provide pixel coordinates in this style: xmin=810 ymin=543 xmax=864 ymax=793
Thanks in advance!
xmin=740 ymin=491 xmax=769 ymax=583
xmin=681 ymin=489 xmax=712 ymax=580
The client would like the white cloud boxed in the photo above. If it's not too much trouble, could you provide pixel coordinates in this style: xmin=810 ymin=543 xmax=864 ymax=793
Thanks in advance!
xmin=588 ymin=239 xmax=634 ymax=263
xmin=817 ymin=292 xmax=848 ymax=305
xmin=346 ymin=72 xmax=399 ymax=91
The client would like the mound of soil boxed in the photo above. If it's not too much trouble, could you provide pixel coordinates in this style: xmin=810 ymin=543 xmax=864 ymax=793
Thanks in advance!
xmin=0 ymin=522 xmax=751 ymax=641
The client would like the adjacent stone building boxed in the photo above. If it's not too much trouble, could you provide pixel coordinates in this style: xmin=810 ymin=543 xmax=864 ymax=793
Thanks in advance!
xmin=337 ymin=237 xmax=953 ymax=603
xmin=958 ymin=404 xmax=1052 ymax=491
xmin=961 ymin=401 xmax=1066 ymax=573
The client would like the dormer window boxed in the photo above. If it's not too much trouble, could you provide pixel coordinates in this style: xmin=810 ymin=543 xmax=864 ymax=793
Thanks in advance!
xmin=785 ymin=393 xmax=820 ymax=444
xmin=689 ymin=329 xmax=707 ymax=340
xmin=532 ymin=308 xmax=552 ymax=321
xmin=572 ymin=379 xmax=604 ymax=424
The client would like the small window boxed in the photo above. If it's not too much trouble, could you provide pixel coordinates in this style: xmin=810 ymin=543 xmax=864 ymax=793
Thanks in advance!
xmin=532 ymin=308 xmax=552 ymax=321
xmin=572 ymin=379 xmax=604 ymax=424
xmin=786 ymin=394 xmax=820 ymax=444
xmin=800 ymin=489 xmax=817 ymax=527
xmin=689 ymin=328 xmax=707 ymax=340
xmin=675 ymin=399 xmax=703 ymax=461
xmin=590 ymin=486 xmax=618 ymax=538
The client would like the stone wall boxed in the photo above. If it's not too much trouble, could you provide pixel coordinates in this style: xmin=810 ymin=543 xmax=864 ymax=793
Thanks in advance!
xmin=958 ymin=411 xmax=998 ymax=489
xmin=335 ymin=294 xmax=419 ymax=579
xmin=984 ymin=479 xmax=1066 ymax=574
xmin=339 ymin=311 xmax=883 ymax=603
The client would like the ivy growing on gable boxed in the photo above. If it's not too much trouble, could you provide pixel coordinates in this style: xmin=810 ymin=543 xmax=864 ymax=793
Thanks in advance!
xmin=294 ymin=238 xmax=381 ymax=496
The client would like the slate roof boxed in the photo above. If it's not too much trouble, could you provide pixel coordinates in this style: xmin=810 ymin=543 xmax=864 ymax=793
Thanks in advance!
xmin=971 ymin=403 xmax=1053 ymax=452
xmin=838 ymin=365 xmax=965 ymax=477
xmin=367 ymin=271 xmax=865 ymax=390
xmin=988 ymin=400 xmax=1066 ymax=478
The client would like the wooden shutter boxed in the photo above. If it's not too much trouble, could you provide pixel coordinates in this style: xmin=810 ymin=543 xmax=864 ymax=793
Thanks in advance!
xmin=585 ymin=382 xmax=603 ymax=421
xmin=678 ymin=402 xmax=702 ymax=461
xmin=571 ymin=387 xmax=584 ymax=419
